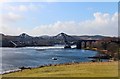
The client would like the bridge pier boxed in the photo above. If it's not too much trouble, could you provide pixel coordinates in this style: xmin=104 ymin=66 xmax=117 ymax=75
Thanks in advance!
xmin=76 ymin=40 xmax=96 ymax=49
xmin=84 ymin=41 xmax=87 ymax=48
xmin=76 ymin=40 xmax=82 ymax=49
xmin=89 ymin=41 xmax=93 ymax=48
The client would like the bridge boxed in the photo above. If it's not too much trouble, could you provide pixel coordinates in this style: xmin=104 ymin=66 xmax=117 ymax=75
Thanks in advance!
xmin=60 ymin=33 xmax=97 ymax=49
xmin=60 ymin=33 xmax=119 ymax=49
xmin=60 ymin=33 xmax=72 ymax=48
xmin=8 ymin=33 xmax=119 ymax=49
xmin=10 ymin=41 xmax=18 ymax=47
xmin=76 ymin=40 xmax=97 ymax=49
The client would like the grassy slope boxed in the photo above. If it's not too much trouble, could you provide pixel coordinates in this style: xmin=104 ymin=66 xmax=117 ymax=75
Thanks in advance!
xmin=3 ymin=62 xmax=118 ymax=77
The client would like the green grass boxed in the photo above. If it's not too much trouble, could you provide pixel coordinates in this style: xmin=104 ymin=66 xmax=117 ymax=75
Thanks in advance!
xmin=2 ymin=62 xmax=118 ymax=77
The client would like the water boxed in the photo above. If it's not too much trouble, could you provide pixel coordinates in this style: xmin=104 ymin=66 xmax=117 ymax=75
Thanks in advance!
xmin=0 ymin=46 xmax=100 ymax=74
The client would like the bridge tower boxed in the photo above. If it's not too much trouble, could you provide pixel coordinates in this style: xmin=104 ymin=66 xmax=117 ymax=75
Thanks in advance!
xmin=60 ymin=33 xmax=71 ymax=48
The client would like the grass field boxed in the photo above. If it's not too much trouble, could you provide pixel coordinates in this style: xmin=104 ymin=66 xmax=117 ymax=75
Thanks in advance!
xmin=2 ymin=61 xmax=118 ymax=77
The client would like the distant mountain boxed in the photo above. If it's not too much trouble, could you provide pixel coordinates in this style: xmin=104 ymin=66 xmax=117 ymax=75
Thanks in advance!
xmin=78 ymin=35 xmax=106 ymax=40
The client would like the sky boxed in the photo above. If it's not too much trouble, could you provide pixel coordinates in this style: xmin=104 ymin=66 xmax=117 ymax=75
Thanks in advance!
xmin=0 ymin=2 xmax=118 ymax=36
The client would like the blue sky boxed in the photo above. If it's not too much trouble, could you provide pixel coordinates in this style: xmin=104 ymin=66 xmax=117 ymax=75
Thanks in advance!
xmin=1 ymin=2 xmax=118 ymax=36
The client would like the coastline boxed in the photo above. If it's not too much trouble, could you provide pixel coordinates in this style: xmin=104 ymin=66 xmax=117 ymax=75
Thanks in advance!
xmin=1 ymin=61 xmax=95 ymax=75
xmin=1 ymin=46 xmax=118 ymax=77
xmin=2 ymin=61 xmax=118 ymax=77
xmin=1 ymin=47 xmax=115 ymax=75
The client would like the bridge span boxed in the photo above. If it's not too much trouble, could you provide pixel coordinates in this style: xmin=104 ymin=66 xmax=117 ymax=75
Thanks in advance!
xmin=76 ymin=40 xmax=97 ymax=49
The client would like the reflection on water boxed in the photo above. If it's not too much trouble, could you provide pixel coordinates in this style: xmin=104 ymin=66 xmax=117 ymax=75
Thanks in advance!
xmin=1 ymin=46 xmax=99 ymax=74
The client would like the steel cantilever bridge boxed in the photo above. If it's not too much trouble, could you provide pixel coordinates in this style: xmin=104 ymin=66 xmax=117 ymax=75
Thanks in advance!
xmin=60 ymin=33 xmax=97 ymax=49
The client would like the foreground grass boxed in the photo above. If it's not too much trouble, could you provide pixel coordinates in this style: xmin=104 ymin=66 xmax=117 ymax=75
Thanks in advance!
xmin=3 ymin=62 xmax=118 ymax=77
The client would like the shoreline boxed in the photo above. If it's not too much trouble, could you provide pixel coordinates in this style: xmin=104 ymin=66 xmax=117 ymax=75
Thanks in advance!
xmin=1 ymin=47 xmax=114 ymax=75
xmin=1 ymin=46 xmax=117 ymax=76
xmin=2 ymin=61 xmax=117 ymax=75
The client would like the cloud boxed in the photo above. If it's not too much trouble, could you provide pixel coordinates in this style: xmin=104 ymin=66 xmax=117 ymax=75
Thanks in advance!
xmin=0 ymin=24 xmax=27 ymax=35
xmin=0 ymin=12 xmax=118 ymax=36
xmin=30 ymin=12 xmax=118 ymax=36
xmin=1 ymin=12 xmax=25 ymax=35
xmin=16 ymin=5 xmax=28 ymax=12
xmin=3 ymin=3 xmax=38 ymax=12
xmin=2 ymin=12 xmax=23 ymax=23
